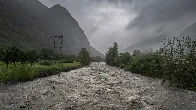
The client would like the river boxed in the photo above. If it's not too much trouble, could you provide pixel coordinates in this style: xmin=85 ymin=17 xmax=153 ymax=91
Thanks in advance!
xmin=0 ymin=62 xmax=196 ymax=110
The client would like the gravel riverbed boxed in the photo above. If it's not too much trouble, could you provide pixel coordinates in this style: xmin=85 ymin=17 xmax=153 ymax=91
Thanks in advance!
xmin=0 ymin=62 xmax=196 ymax=110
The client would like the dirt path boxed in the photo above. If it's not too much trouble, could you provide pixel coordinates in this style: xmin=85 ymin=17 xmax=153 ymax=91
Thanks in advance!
xmin=0 ymin=62 xmax=196 ymax=110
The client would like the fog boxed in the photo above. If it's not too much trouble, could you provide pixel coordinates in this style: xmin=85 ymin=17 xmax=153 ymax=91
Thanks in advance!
xmin=39 ymin=0 xmax=196 ymax=53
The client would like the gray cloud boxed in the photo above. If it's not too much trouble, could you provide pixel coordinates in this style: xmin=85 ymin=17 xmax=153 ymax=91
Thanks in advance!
xmin=39 ymin=0 xmax=196 ymax=53
xmin=128 ymin=0 xmax=196 ymax=29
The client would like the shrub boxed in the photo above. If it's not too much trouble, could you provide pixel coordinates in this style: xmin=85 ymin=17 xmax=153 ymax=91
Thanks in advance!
xmin=105 ymin=42 xmax=119 ymax=66
xmin=0 ymin=64 xmax=37 ymax=82
xmin=0 ymin=62 xmax=82 ymax=83
xmin=107 ymin=37 xmax=196 ymax=90
xmin=25 ymin=50 xmax=38 ymax=65
xmin=120 ymin=63 xmax=126 ymax=69
xmin=38 ymin=60 xmax=53 ymax=66
xmin=2 ymin=46 xmax=21 ymax=66
xmin=78 ymin=48 xmax=91 ymax=66
xmin=61 ymin=55 xmax=75 ymax=63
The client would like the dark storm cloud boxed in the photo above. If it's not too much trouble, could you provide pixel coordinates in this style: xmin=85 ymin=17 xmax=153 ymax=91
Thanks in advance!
xmin=39 ymin=0 xmax=136 ymax=53
xmin=38 ymin=0 xmax=196 ymax=53
xmin=127 ymin=0 xmax=196 ymax=29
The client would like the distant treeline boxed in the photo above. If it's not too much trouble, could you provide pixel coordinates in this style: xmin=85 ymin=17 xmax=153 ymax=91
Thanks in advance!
xmin=0 ymin=46 xmax=103 ymax=83
xmin=0 ymin=46 xmax=103 ymax=67
xmin=106 ymin=37 xmax=196 ymax=91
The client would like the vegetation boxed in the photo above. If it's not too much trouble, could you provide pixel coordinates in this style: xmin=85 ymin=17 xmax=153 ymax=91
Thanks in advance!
xmin=105 ymin=42 xmax=119 ymax=66
xmin=0 ymin=62 xmax=81 ymax=83
xmin=0 ymin=47 xmax=91 ymax=83
xmin=78 ymin=48 xmax=91 ymax=66
xmin=106 ymin=38 xmax=196 ymax=90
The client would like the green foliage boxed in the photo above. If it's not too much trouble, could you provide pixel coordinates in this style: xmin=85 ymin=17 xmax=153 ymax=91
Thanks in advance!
xmin=0 ymin=48 xmax=4 ymax=61
xmin=0 ymin=63 xmax=37 ymax=82
xmin=0 ymin=46 xmax=83 ymax=83
xmin=128 ymin=52 xmax=164 ymax=77
xmin=38 ymin=48 xmax=54 ymax=60
xmin=159 ymin=37 xmax=196 ymax=89
xmin=0 ymin=46 xmax=39 ymax=67
xmin=107 ymin=37 xmax=196 ymax=90
xmin=25 ymin=50 xmax=38 ymax=65
xmin=105 ymin=42 xmax=119 ymax=66
xmin=78 ymin=48 xmax=91 ymax=65
xmin=61 ymin=55 xmax=76 ymax=63
xmin=34 ymin=62 xmax=82 ymax=78
xmin=1 ymin=46 xmax=21 ymax=66
xmin=38 ymin=60 xmax=54 ymax=66
xmin=0 ymin=62 xmax=81 ymax=83
xmin=132 ymin=50 xmax=142 ymax=56
xmin=115 ymin=52 xmax=132 ymax=67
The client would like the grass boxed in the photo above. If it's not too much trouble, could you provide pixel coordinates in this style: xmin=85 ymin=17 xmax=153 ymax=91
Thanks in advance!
xmin=0 ymin=61 xmax=81 ymax=83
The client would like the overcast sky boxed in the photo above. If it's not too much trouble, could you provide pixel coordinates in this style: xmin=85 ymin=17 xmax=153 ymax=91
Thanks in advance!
xmin=39 ymin=0 xmax=196 ymax=53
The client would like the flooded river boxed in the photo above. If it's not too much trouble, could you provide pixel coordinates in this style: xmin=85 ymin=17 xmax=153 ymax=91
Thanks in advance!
xmin=0 ymin=62 xmax=196 ymax=110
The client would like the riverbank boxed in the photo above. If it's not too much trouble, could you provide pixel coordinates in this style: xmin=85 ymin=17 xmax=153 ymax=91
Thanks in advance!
xmin=0 ymin=61 xmax=82 ymax=83
xmin=0 ymin=62 xmax=196 ymax=110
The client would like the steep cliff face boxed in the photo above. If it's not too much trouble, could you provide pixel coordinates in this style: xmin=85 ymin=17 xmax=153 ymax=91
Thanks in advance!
xmin=0 ymin=0 xmax=51 ymax=48
xmin=0 ymin=0 xmax=103 ymax=57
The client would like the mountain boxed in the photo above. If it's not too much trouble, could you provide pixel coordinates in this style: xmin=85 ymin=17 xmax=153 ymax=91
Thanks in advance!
xmin=125 ymin=35 xmax=166 ymax=53
xmin=179 ymin=22 xmax=196 ymax=39
xmin=0 ymin=0 xmax=104 ymax=57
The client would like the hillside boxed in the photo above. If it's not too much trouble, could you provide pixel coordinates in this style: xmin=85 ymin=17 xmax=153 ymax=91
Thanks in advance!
xmin=125 ymin=35 xmax=166 ymax=53
xmin=179 ymin=21 xmax=196 ymax=39
xmin=0 ymin=0 xmax=103 ymax=57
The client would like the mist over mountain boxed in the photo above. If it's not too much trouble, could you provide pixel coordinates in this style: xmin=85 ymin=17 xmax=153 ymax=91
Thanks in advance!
xmin=179 ymin=22 xmax=196 ymax=40
xmin=125 ymin=20 xmax=196 ymax=53
xmin=124 ymin=0 xmax=196 ymax=53
xmin=0 ymin=0 xmax=104 ymax=57
xmin=125 ymin=35 xmax=166 ymax=53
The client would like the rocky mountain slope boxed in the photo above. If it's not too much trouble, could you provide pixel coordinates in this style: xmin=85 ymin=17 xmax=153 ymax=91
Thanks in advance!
xmin=0 ymin=0 xmax=103 ymax=57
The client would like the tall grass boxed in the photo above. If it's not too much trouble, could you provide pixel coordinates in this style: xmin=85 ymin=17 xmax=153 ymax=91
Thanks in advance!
xmin=0 ymin=62 xmax=81 ymax=83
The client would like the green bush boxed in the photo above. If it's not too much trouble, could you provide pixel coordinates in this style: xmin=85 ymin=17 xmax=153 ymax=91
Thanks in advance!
xmin=36 ymin=63 xmax=82 ymax=78
xmin=105 ymin=42 xmax=119 ymax=66
xmin=0 ymin=46 xmax=83 ymax=83
xmin=0 ymin=62 xmax=82 ymax=83
xmin=61 ymin=55 xmax=75 ymax=63
xmin=0 ymin=64 xmax=37 ymax=82
xmin=78 ymin=48 xmax=91 ymax=66
xmin=38 ymin=60 xmax=55 ymax=66
xmin=120 ymin=63 xmax=126 ymax=69
xmin=107 ymin=37 xmax=196 ymax=90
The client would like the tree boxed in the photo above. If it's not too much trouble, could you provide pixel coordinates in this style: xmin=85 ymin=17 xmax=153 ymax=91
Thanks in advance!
xmin=25 ymin=50 xmax=38 ymax=65
xmin=132 ymin=50 xmax=142 ymax=56
xmin=105 ymin=42 xmax=119 ymax=66
xmin=0 ymin=48 xmax=4 ymax=62
xmin=38 ymin=48 xmax=53 ymax=60
xmin=118 ymin=52 xmax=132 ymax=65
xmin=78 ymin=48 xmax=91 ymax=65
xmin=19 ymin=50 xmax=28 ymax=64
xmin=62 ymin=54 xmax=75 ymax=63
xmin=2 ymin=46 xmax=21 ymax=67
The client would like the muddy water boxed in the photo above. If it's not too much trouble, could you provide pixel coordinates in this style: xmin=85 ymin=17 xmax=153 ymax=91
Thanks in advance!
xmin=0 ymin=62 xmax=196 ymax=110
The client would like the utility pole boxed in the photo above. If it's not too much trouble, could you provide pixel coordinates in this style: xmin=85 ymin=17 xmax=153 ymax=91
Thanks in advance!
xmin=50 ymin=33 xmax=64 ymax=55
